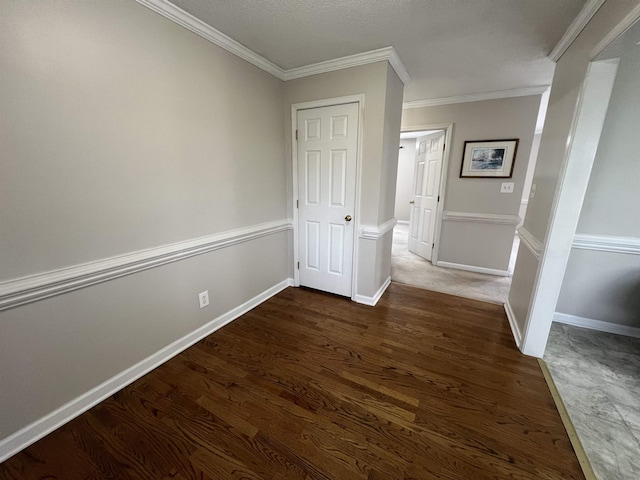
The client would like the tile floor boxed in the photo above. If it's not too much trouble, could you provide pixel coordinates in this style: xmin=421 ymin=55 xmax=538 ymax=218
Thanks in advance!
xmin=544 ymin=323 xmax=640 ymax=480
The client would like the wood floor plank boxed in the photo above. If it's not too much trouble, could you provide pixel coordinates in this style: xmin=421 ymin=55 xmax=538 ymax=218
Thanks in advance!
xmin=0 ymin=284 xmax=585 ymax=480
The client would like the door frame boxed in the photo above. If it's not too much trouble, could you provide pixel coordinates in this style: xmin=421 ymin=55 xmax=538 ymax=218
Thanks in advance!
xmin=401 ymin=123 xmax=454 ymax=264
xmin=291 ymin=94 xmax=365 ymax=301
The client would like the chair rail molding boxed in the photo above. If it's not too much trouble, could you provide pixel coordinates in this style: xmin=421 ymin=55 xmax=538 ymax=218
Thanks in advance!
xmin=0 ymin=219 xmax=293 ymax=312
xmin=360 ymin=218 xmax=398 ymax=240
xmin=442 ymin=211 xmax=521 ymax=226
xmin=572 ymin=234 xmax=640 ymax=255
xmin=517 ymin=226 xmax=542 ymax=260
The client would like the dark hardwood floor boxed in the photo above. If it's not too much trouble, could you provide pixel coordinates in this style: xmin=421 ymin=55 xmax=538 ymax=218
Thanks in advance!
xmin=0 ymin=283 xmax=584 ymax=479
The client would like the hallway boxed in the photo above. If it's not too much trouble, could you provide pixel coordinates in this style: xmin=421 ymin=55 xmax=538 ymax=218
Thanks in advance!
xmin=391 ymin=223 xmax=517 ymax=304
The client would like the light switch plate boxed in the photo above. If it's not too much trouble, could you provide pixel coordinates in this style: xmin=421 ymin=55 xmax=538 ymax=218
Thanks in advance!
xmin=501 ymin=182 xmax=515 ymax=194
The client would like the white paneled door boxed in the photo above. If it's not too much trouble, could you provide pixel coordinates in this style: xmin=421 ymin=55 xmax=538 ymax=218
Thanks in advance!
xmin=408 ymin=131 xmax=445 ymax=261
xmin=297 ymin=103 xmax=358 ymax=297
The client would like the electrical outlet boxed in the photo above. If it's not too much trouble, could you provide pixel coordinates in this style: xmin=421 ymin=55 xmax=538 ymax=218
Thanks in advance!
xmin=500 ymin=182 xmax=515 ymax=194
xmin=198 ymin=290 xmax=209 ymax=309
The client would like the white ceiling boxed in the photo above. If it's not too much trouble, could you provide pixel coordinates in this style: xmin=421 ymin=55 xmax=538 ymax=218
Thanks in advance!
xmin=168 ymin=0 xmax=586 ymax=102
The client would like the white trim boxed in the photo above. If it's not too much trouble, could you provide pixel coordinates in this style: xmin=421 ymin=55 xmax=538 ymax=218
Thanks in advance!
xmin=591 ymin=3 xmax=640 ymax=60
xmin=396 ymin=220 xmax=410 ymax=225
xmin=554 ymin=312 xmax=640 ymax=339
xmin=402 ymin=86 xmax=548 ymax=109
xmin=549 ymin=0 xmax=606 ymax=62
xmin=401 ymin=123 xmax=454 ymax=265
xmin=521 ymin=60 xmax=619 ymax=358
xmin=291 ymin=95 xmax=366 ymax=300
xmin=284 ymin=47 xmax=411 ymax=85
xmin=134 ymin=0 xmax=284 ymax=79
xmin=521 ymin=199 xmax=529 ymax=206
xmin=436 ymin=261 xmax=509 ymax=277
xmin=360 ymin=218 xmax=398 ymax=240
xmin=442 ymin=211 xmax=521 ymax=226
xmin=353 ymin=276 xmax=391 ymax=307
xmin=135 ymin=1 xmax=411 ymax=84
xmin=573 ymin=234 xmax=640 ymax=255
xmin=0 ymin=220 xmax=292 ymax=312
xmin=516 ymin=226 xmax=542 ymax=260
xmin=504 ymin=300 xmax=523 ymax=348
xmin=0 ymin=277 xmax=294 ymax=464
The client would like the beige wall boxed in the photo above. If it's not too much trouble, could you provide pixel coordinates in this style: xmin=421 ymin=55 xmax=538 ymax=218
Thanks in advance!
xmin=395 ymin=139 xmax=417 ymax=221
xmin=284 ymin=62 xmax=404 ymax=297
xmin=402 ymin=95 xmax=541 ymax=270
xmin=509 ymin=0 xmax=640 ymax=351
xmin=0 ymin=0 xmax=289 ymax=440
xmin=556 ymin=26 xmax=640 ymax=328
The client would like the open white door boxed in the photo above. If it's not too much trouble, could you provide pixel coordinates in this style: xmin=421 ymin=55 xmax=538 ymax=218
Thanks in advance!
xmin=408 ymin=131 xmax=445 ymax=261
xmin=297 ymin=103 xmax=358 ymax=297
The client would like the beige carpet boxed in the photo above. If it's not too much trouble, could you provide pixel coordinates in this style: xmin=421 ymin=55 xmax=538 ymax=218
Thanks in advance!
xmin=391 ymin=224 xmax=517 ymax=304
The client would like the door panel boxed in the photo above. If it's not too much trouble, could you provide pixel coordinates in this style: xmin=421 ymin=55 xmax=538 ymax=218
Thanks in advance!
xmin=297 ymin=103 xmax=358 ymax=297
xmin=407 ymin=131 xmax=445 ymax=261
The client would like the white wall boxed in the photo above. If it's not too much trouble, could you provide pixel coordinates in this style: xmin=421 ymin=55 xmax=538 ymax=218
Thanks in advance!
xmin=402 ymin=95 xmax=541 ymax=271
xmin=508 ymin=1 xmax=640 ymax=355
xmin=395 ymin=139 xmax=417 ymax=222
xmin=556 ymin=25 xmax=640 ymax=329
xmin=0 ymin=0 xmax=289 ymax=445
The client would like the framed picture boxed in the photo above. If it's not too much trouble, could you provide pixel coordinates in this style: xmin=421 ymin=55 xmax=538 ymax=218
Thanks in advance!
xmin=460 ymin=139 xmax=519 ymax=178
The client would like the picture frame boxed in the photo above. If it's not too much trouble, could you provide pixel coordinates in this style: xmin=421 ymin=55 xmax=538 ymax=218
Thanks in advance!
xmin=460 ymin=139 xmax=519 ymax=178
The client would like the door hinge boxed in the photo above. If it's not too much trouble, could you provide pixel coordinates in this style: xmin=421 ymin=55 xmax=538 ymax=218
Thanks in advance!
xmin=295 ymin=129 xmax=298 ymax=141
xmin=432 ymin=243 xmax=435 ymax=249
xmin=443 ymin=143 xmax=445 ymax=151
xmin=297 ymin=261 xmax=300 ymax=269
xmin=296 ymin=199 xmax=299 ymax=208
xmin=437 ymin=195 xmax=440 ymax=202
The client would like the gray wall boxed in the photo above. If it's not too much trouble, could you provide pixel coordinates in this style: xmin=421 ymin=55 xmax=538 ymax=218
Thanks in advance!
xmin=0 ymin=0 xmax=288 ymax=440
xmin=283 ymin=62 xmax=404 ymax=297
xmin=401 ymin=95 xmax=541 ymax=271
xmin=508 ymin=0 xmax=640 ymax=343
xmin=556 ymin=28 xmax=640 ymax=328
xmin=395 ymin=139 xmax=417 ymax=222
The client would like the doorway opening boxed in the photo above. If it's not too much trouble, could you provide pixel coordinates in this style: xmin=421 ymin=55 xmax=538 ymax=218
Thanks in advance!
xmin=535 ymin=15 xmax=640 ymax=479
xmin=392 ymin=125 xmax=520 ymax=304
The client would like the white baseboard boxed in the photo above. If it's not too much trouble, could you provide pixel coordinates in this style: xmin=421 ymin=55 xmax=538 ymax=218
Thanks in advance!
xmin=553 ymin=312 xmax=640 ymax=339
xmin=504 ymin=300 xmax=522 ymax=349
xmin=0 ymin=277 xmax=295 ymax=464
xmin=354 ymin=276 xmax=391 ymax=306
xmin=396 ymin=220 xmax=410 ymax=225
xmin=436 ymin=261 xmax=509 ymax=277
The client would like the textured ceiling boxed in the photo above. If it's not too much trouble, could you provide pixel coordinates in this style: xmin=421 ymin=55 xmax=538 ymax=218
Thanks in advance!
xmin=169 ymin=0 xmax=586 ymax=101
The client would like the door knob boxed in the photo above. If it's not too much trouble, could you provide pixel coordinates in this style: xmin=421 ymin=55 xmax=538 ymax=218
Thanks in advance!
xmin=345 ymin=215 xmax=352 ymax=222
xmin=409 ymin=201 xmax=415 ymax=204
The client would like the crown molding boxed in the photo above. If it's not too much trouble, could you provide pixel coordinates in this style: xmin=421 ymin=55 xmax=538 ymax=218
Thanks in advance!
xmin=135 ymin=0 xmax=410 ymax=84
xmin=403 ymin=86 xmax=549 ymax=109
xmin=591 ymin=3 xmax=640 ymax=59
xmin=283 ymin=47 xmax=411 ymax=84
xmin=134 ymin=0 xmax=285 ymax=79
xmin=549 ymin=0 xmax=605 ymax=62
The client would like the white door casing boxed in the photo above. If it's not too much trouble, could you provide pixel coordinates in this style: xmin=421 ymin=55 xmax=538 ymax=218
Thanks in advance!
xmin=297 ymin=103 xmax=358 ymax=297
xmin=408 ymin=131 xmax=445 ymax=261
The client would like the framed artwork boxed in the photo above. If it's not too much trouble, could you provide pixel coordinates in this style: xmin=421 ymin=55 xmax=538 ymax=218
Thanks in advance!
xmin=460 ymin=139 xmax=519 ymax=178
